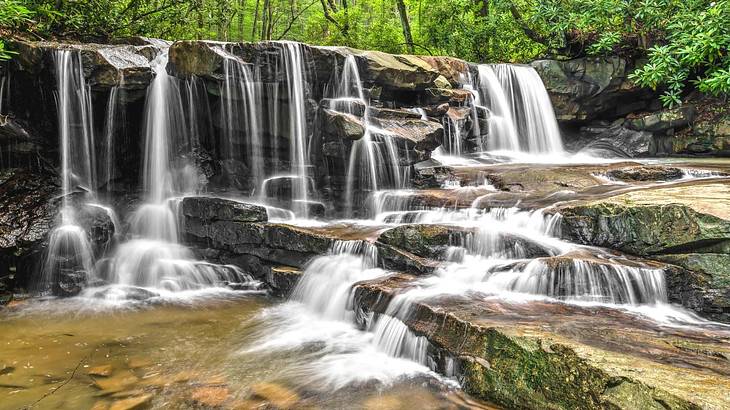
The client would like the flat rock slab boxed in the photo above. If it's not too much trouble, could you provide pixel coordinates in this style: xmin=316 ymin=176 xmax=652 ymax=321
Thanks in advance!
xmin=354 ymin=274 xmax=730 ymax=409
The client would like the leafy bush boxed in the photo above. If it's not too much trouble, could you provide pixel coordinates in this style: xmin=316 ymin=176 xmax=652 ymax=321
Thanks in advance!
xmin=0 ymin=0 xmax=34 ymax=60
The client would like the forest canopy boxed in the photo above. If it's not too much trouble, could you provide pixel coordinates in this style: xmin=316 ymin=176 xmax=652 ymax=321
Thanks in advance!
xmin=1 ymin=0 xmax=728 ymax=105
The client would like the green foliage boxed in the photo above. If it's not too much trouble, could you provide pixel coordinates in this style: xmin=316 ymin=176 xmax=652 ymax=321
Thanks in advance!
xmin=0 ymin=0 xmax=34 ymax=60
xmin=628 ymin=0 xmax=730 ymax=106
xmin=528 ymin=0 xmax=729 ymax=105
xmin=1 ymin=0 xmax=727 ymax=104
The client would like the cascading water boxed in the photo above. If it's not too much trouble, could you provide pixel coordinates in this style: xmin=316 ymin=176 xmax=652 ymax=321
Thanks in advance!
xmin=40 ymin=50 xmax=98 ymax=292
xmin=475 ymin=64 xmax=563 ymax=154
xmin=99 ymin=46 xmax=247 ymax=292
xmin=0 ymin=73 xmax=8 ymax=115
xmin=219 ymin=51 xmax=264 ymax=189
xmin=492 ymin=64 xmax=564 ymax=154
xmin=281 ymin=42 xmax=311 ymax=217
xmin=334 ymin=55 xmax=404 ymax=215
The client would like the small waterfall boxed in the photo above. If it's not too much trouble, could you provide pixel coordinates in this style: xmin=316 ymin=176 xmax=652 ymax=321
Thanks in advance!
xmin=100 ymin=86 xmax=121 ymax=195
xmin=102 ymin=46 xmax=248 ymax=292
xmin=484 ymin=258 xmax=668 ymax=304
xmin=337 ymin=55 xmax=404 ymax=215
xmin=475 ymin=64 xmax=563 ymax=154
xmin=219 ymin=52 xmax=264 ymax=189
xmin=441 ymin=114 xmax=463 ymax=156
xmin=476 ymin=65 xmax=520 ymax=151
xmin=492 ymin=64 xmax=564 ymax=154
xmin=0 ymin=72 xmax=8 ymax=115
xmin=281 ymin=42 xmax=311 ymax=218
xmin=40 ymin=50 xmax=98 ymax=292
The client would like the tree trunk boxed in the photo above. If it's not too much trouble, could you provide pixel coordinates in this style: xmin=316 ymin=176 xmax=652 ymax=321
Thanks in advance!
xmin=395 ymin=0 xmax=414 ymax=53
xmin=252 ymin=0 xmax=261 ymax=40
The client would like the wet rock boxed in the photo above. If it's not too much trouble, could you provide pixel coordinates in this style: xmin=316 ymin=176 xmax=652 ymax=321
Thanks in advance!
xmin=93 ymin=286 xmax=159 ymax=301
xmin=0 ymin=115 xmax=47 ymax=169
xmin=353 ymin=275 xmax=727 ymax=409
xmin=190 ymin=386 xmax=230 ymax=407
xmin=10 ymin=41 xmax=153 ymax=90
xmin=659 ymin=253 xmax=730 ymax=323
xmin=375 ymin=243 xmax=440 ymax=275
xmin=558 ymin=182 xmax=730 ymax=256
xmin=93 ymin=373 xmax=139 ymax=394
xmin=369 ymin=107 xmax=423 ymax=121
xmin=357 ymin=51 xmax=440 ymax=90
xmin=605 ymin=165 xmax=684 ymax=182
xmin=531 ymin=57 xmax=655 ymax=122
xmin=322 ymin=109 xmax=365 ymax=140
xmin=76 ymin=204 xmax=115 ymax=250
xmin=88 ymin=364 xmax=114 ymax=377
xmin=320 ymin=98 xmax=367 ymax=117
xmin=181 ymin=197 xmax=268 ymax=223
xmin=266 ymin=266 xmax=303 ymax=298
xmin=626 ymin=105 xmax=696 ymax=133
xmin=377 ymin=224 xmax=466 ymax=260
xmin=167 ymin=40 xmax=226 ymax=79
xmin=575 ymin=122 xmax=656 ymax=157
xmin=109 ymin=394 xmax=152 ymax=410
xmin=249 ymin=382 xmax=300 ymax=409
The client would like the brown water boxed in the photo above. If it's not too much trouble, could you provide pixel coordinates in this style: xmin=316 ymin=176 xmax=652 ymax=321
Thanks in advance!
xmin=0 ymin=293 xmax=493 ymax=409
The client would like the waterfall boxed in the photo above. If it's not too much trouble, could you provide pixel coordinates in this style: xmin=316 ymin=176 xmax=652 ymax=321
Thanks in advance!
xmin=476 ymin=65 xmax=521 ymax=151
xmin=101 ymin=46 xmax=247 ymax=292
xmin=0 ymin=73 xmax=7 ymax=115
xmin=219 ymin=52 xmax=264 ymax=189
xmin=337 ymin=55 xmax=404 ymax=215
xmin=492 ymin=64 xmax=564 ymax=154
xmin=39 ymin=51 xmax=98 ymax=292
xmin=281 ymin=42 xmax=311 ymax=218
xmin=100 ymin=86 xmax=120 ymax=195
xmin=475 ymin=64 xmax=563 ymax=154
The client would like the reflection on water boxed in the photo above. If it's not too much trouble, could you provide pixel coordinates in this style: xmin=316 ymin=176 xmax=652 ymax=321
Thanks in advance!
xmin=0 ymin=295 xmax=495 ymax=409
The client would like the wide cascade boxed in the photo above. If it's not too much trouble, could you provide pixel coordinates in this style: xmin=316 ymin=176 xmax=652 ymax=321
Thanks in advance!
xmin=4 ymin=36 xmax=729 ymax=410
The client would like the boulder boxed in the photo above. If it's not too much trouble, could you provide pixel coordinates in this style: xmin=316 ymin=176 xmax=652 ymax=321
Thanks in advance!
xmin=668 ymin=106 xmax=730 ymax=155
xmin=575 ymin=122 xmax=656 ymax=157
xmin=605 ymin=165 xmax=684 ymax=182
xmin=0 ymin=170 xmax=58 ymax=291
xmin=167 ymin=40 xmax=227 ymax=79
xmin=377 ymin=224 xmax=463 ymax=260
xmin=10 ymin=41 xmax=154 ymax=90
xmin=181 ymin=196 xmax=268 ymax=223
xmin=357 ymin=51 xmax=441 ymax=90
xmin=353 ymin=275 xmax=730 ymax=409
xmin=418 ymin=56 xmax=470 ymax=86
xmin=372 ymin=117 xmax=444 ymax=155
xmin=659 ymin=253 xmax=730 ymax=323
xmin=626 ymin=105 xmax=696 ymax=133
xmin=558 ymin=182 xmax=730 ymax=256
xmin=322 ymin=109 xmax=365 ymax=141
xmin=531 ymin=57 xmax=655 ymax=122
